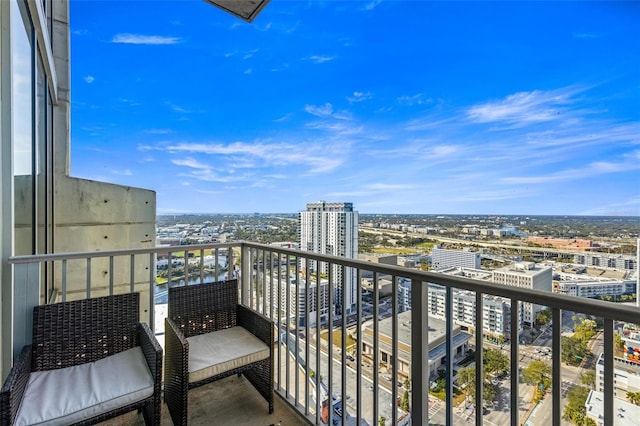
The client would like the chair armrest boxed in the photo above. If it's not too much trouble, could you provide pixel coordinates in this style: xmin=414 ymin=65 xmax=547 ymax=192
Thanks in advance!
xmin=237 ymin=304 xmax=274 ymax=348
xmin=1 ymin=345 xmax=32 ymax=425
xmin=137 ymin=323 xmax=163 ymax=384
xmin=164 ymin=318 xmax=189 ymax=426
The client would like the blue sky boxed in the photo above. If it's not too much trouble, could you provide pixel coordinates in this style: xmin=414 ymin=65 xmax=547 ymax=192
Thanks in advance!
xmin=70 ymin=1 xmax=640 ymax=215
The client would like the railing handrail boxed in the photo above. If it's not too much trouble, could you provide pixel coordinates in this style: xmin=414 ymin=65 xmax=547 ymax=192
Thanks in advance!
xmin=9 ymin=240 xmax=640 ymax=323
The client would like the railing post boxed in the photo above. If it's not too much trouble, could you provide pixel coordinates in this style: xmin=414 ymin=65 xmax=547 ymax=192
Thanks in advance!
xmin=13 ymin=262 xmax=40 ymax=361
xmin=411 ymin=279 xmax=428 ymax=425
xmin=241 ymin=244 xmax=251 ymax=306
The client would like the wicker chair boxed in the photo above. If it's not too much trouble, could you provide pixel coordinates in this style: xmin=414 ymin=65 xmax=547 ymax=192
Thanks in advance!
xmin=0 ymin=293 xmax=162 ymax=426
xmin=164 ymin=279 xmax=274 ymax=426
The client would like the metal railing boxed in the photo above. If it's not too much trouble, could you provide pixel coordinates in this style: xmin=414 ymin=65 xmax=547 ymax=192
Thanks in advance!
xmin=9 ymin=241 xmax=640 ymax=426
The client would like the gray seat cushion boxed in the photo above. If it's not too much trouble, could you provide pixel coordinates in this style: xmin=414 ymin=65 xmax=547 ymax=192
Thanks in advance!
xmin=15 ymin=347 xmax=154 ymax=426
xmin=187 ymin=326 xmax=270 ymax=383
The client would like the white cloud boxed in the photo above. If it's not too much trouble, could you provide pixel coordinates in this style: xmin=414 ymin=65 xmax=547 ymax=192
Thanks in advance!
xmin=244 ymin=68 xmax=253 ymax=75
xmin=165 ymin=102 xmax=190 ymax=113
xmin=308 ymin=55 xmax=334 ymax=64
xmin=347 ymin=91 xmax=373 ymax=103
xmin=163 ymin=139 xmax=350 ymax=175
xmin=305 ymin=103 xmax=334 ymax=117
xmin=171 ymin=158 xmax=210 ymax=170
xmin=145 ymin=129 xmax=173 ymax=135
xmin=84 ymin=75 xmax=95 ymax=84
xmin=112 ymin=34 xmax=180 ymax=45
xmin=112 ymin=169 xmax=133 ymax=176
xmin=466 ymin=86 xmax=587 ymax=126
xmin=363 ymin=0 xmax=383 ymax=10
xmin=397 ymin=93 xmax=432 ymax=106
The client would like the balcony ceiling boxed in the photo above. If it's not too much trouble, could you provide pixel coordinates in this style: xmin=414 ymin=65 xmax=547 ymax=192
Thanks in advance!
xmin=204 ymin=0 xmax=270 ymax=22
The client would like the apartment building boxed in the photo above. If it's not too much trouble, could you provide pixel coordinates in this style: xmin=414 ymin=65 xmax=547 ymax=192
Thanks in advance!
xmin=574 ymin=253 xmax=637 ymax=271
xmin=492 ymin=263 xmax=552 ymax=326
xmin=553 ymin=279 xmax=635 ymax=299
xmin=299 ymin=201 xmax=358 ymax=314
xmin=431 ymin=247 xmax=481 ymax=270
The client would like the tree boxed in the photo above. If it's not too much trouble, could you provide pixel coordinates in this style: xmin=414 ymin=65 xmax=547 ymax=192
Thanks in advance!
xmin=563 ymin=386 xmax=590 ymax=425
xmin=522 ymin=360 xmax=552 ymax=394
xmin=401 ymin=390 xmax=410 ymax=411
xmin=484 ymin=349 xmax=509 ymax=376
xmin=379 ymin=415 xmax=386 ymax=426
xmin=580 ymin=370 xmax=595 ymax=389
xmin=403 ymin=377 xmax=411 ymax=390
xmin=536 ymin=308 xmax=552 ymax=326
xmin=562 ymin=336 xmax=589 ymax=365
xmin=626 ymin=391 xmax=640 ymax=405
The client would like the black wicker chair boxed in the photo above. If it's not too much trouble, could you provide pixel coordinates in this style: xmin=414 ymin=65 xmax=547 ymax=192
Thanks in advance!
xmin=0 ymin=293 xmax=162 ymax=426
xmin=164 ymin=279 xmax=274 ymax=426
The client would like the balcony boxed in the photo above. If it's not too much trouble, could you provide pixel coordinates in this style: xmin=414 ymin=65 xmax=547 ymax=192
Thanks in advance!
xmin=7 ymin=242 xmax=640 ymax=426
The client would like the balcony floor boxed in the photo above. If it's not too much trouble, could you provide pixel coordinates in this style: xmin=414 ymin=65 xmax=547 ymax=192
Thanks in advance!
xmin=98 ymin=374 xmax=309 ymax=426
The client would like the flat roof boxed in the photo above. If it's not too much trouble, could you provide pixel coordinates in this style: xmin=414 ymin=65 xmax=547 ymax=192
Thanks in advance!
xmin=585 ymin=390 xmax=639 ymax=426
xmin=362 ymin=311 xmax=472 ymax=364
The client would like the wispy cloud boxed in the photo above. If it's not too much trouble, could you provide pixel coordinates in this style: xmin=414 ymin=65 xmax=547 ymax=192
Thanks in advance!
xmin=502 ymin=153 xmax=640 ymax=185
xmin=112 ymin=169 xmax=133 ymax=176
xmin=347 ymin=91 xmax=373 ymax=103
xmin=112 ymin=33 xmax=180 ymax=45
xmin=165 ymin=101 xmax=190 ymax=114
xmin=144 ymin=129 xmax=173 ymax=135
xmin=162 ymin=140 xmax=351 ymax=175
xmin=397 ymin=93 xmax=432 ymax=106
xmin=84 ymin=75 xmax=95 ymax=84
xmin=466 ymin=87 xmax=587 ymax=126
xmin=363 ymin=0 xmax=383 ymax=10
xmin=305 ymin=103 xmax=334 ymax=117
xmin=308 ymin=55 xmax=335 ymax=64
xmin=243 ymin=49 xmax=259 ymax=60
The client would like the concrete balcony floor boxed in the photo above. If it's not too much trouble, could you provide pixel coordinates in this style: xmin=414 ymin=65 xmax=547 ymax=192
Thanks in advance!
xmin=98 ymin=375 xmax=308 ymax=426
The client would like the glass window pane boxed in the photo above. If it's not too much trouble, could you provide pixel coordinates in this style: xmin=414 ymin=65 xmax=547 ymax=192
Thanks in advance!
xmin=11 ymin=0 xmax=34 ymax=256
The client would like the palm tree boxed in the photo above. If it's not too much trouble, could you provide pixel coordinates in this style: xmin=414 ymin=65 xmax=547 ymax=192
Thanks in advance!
xmin=626 ymin=391 xmax=640 ymax=405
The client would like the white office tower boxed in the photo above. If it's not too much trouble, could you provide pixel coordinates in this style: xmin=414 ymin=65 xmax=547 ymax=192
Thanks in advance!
xmin=299 ymin=201 xmax=358 ymax=315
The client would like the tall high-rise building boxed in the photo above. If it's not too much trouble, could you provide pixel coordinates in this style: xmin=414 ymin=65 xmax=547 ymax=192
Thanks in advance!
xmin=299 ymin=201 xmax=358 ymax=315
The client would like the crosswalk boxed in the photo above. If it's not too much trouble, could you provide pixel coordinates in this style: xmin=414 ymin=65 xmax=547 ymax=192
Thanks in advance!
xmin=428 ymin=400 xmax=442 ymax=417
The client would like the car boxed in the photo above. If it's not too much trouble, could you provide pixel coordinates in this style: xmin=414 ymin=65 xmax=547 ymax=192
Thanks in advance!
xmin=346 ymin=355 xmax=355 ymax=362
xmin=368 ymin=385 xmax=374 ymax=391
xmin=383 ymin=375 xmax=392 ymax=381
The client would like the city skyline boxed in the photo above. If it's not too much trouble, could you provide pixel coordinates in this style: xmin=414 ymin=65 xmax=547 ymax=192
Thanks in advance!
xmin=70 ymin=1 xmax=639 ymax=216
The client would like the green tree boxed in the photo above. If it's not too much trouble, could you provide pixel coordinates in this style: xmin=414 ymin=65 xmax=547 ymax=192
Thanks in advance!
xmin=563 ymin=386 xmax=590 ymax=425
xmin=484 ymin=349 xmax=509 ymax=376
xmin=562 ymin=336 xmax=589 ymax=365
xmin=403 ymin=377 xmax=411 ymax=390
xmin=536 ymin=308 xmax=552 ymax=326
xmin=401 ymin=390 xmax=410 ymax=411
xmin=522 ymin=360 xmax=552 ymax=394
xmin=615 ymin=334 xmax=625 ymax=351
xmin=379 ymin=415 xmax=386 ymax=426
xmin=580 ymin=370 xmax=595 ymax=389
xmin=626 ymin=391 xmax=640 ymax=405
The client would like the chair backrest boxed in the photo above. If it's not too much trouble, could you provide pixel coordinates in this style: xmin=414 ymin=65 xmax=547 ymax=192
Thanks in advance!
xmin=168 ymin=279 xmax=238 ymax=338
xmin=31 ymin=293 xmax=140 ymax=371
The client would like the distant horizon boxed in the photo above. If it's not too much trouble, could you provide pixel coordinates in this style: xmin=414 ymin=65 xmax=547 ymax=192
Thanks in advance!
xmin=71 ymin=1 xmax=639 ymax=216
xmin=157 ymin=211 xmax=640 ymax=219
